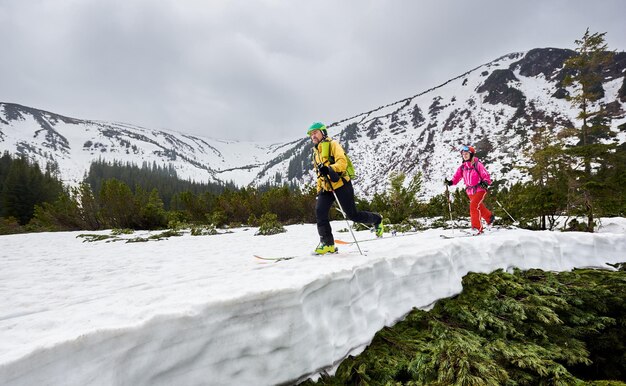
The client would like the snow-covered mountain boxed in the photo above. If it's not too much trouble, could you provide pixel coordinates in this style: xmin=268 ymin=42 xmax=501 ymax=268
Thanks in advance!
xmin=253 ymin=48 xmax=626 ymax=198
xmin=0 ymin=102 xmax=296 ymax=186
xmin=2 ymin=48 xmax=625 ymax=197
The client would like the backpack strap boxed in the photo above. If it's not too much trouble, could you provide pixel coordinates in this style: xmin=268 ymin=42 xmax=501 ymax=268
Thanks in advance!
xmin=319 ymin=140 xmax=335 ymax=164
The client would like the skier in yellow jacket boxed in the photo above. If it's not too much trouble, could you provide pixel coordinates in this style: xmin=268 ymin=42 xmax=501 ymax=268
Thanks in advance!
xmin=308 ymin=122 xmax=383 ymax=254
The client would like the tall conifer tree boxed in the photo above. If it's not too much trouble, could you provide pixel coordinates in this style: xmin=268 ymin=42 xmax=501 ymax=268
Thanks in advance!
xmin=562 ymin=29 xmax=616 ymax=231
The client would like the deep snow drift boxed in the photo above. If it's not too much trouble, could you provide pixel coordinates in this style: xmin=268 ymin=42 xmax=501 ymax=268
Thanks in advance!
xmin=1 ymin=219 xmax=626 ymax=385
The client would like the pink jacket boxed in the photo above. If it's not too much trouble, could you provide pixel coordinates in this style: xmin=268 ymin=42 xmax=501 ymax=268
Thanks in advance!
xmin=451 ymin=158 xmax=492 ymax=195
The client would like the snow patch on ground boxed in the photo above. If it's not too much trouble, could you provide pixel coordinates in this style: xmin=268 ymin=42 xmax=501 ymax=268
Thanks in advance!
xmin=1 ymin=218 xmax=625 ymax=385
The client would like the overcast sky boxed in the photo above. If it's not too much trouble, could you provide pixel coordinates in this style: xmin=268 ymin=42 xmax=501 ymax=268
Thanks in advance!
xmin=1 ymin=0 xmax=625 ymax=142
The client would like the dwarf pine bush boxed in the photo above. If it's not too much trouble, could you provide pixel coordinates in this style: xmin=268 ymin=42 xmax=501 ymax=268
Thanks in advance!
xmin=255 ymin=212 xmax=286 ymax=236
xmin=301 ymin=266 xmax=626 ymax=385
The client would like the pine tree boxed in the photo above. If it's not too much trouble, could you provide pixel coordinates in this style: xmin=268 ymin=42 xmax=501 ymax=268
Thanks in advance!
xmin=371 ymin=171 xmax=422 ymax=224
xmin=138 ymin=188 xmax=168 ymax=229
xmin=521 ymin=126 xmax=569 ymax=229
xmin=562 ymin=29 xmax=616 ymax=231
xmin=30 ymin=191 xmax=84 ymax=231
xmin=98 ymin=178 xmax=138 ymax=228
xmin=74 ymin=182 xmax=101 ymax=229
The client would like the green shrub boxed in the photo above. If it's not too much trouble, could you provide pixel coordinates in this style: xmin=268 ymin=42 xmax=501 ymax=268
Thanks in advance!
xmin=255 ymin=212 xmax=286 ymax=236
xmin=247 ymin=214 xmax=259 ymax=227
xmin=0 ymin=216 xmax=23 ymax=235
xmin=191 ymin=224 xmax=218 ymax=236
xmin=77 ymin=234 xmax=115 ymax=243
xmin=111 ymin=228 xmax=134 ymax=235
xmin=302 ymin=266 xmax=626 ymax=385
xmin=210 ymin=211 xmax=227 ymax=227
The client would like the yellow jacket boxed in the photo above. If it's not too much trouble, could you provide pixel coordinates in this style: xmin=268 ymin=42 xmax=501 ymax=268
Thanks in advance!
xmin=313 ymin=138 xmax=350 ymax=192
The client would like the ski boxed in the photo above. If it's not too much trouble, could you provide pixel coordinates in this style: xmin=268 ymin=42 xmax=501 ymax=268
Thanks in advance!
xmin=440 ymin=233 xmax=475 ymax=239
xmin=253 ymin=250 xmax=340 ymax=262
xmin=254 ymin=248 xmax=365 ymax=263
xmin=253 ymin=254 xmax=297 ymax=262
xmin=335 ymin=230 xmax=422 ymax=245
xmin=440 ymin=226 xmax=502 ymax=239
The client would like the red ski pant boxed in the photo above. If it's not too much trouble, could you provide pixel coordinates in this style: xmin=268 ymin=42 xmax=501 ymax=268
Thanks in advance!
xmin=468 ymin=190 xmax=492 ymax=231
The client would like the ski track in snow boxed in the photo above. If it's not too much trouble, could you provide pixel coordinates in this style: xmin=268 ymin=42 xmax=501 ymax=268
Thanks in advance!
xmin=1 ymin=219 xmax=626 ymax=385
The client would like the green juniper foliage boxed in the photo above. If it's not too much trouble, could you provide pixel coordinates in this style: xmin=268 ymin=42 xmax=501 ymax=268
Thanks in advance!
xmin=370 ymin=172 xmax=424 ymax=224
xmin=76 ymin=233 xmax=117 ymax=243
xmin=255 ymin=212 xmax=287 ymax=235
xmin=301 ymin=267 xmax=626 ymax=385
xmin=190 ymin=224 xmax=218 ymax=236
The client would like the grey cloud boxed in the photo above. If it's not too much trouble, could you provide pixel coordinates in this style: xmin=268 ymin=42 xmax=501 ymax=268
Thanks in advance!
xmin=1 ymin=0 xmax=624 ymax=141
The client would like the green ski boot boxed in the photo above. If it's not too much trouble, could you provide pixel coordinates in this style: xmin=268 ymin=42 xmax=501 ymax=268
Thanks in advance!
xmin=314 ymin=243 xmax=337 ymax=255
xmin=375 ymin=220 xmax=384 ymax=238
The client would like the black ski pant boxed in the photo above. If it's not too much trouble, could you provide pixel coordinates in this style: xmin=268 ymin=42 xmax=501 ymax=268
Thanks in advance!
xmin=316 ymin=180 xmax=381 ymax=245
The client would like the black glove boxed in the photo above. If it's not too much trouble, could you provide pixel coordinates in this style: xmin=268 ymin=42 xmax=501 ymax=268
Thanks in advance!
xmin=444 ymin=178 xmax=452 ymax=186
xmin=317 ymin=163 xmax=329 ymax=176
xmin=328 ymin=167 xmax=340 ymax=182
xmin=479 ymin=181 xmax=489 ymax=190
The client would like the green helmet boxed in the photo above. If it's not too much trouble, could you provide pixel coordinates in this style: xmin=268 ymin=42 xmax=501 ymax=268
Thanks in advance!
xmin=307 ymin=122 xmax=327 ymax=136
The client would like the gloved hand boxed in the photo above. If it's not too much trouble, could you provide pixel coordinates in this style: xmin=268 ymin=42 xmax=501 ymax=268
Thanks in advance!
xmin=444 ymin=178 xmax=452 ymax=186
xmin=318 ymin=163 xmax=329 ymax=176
xmin=479 ymin=181 xmax=489 ymax=190
xmin=328 ymin=166 xmax=340 ymax=182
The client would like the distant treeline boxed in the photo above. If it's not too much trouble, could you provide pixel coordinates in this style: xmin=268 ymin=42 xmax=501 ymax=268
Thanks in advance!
xmin=85 ymin=159 xmax=237 ymax=210
xmin=0 ymin=152 xmax=64 ymax=225
xmin=0 ymin=153 xmax=321 ymax=233
xmin=0 ymin=146 xmax=623 ymax=236
xmin=0 ymin=152 xmax=451 ymax=233
xmin=0 ymin=153 xmax=460 ymax=233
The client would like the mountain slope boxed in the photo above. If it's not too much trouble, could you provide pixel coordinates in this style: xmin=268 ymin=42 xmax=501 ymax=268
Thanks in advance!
xmin=0 ymin=102 xmax=294 ymax=186
xmin=2 ymin=48 xmax=625 ymax=198
xmin=253 ymin=48 xmax=626 ymax=198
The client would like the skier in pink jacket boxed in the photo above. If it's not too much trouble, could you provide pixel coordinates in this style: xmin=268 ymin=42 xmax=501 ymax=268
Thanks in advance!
xmin=445 ymin=145 xmax=495 ymax=234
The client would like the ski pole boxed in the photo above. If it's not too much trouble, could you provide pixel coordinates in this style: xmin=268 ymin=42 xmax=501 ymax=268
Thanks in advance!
xmin=324 ymin=175 xmax=364 ymax=256
xmin=445 ymin=184 xmax=455 ymax=234
xmin=496 ymin=200 xmax=517 ymax=223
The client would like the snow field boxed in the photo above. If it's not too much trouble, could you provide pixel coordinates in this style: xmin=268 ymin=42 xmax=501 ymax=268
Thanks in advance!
xmin=1 ymin=219 xmax=625 ymax=385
